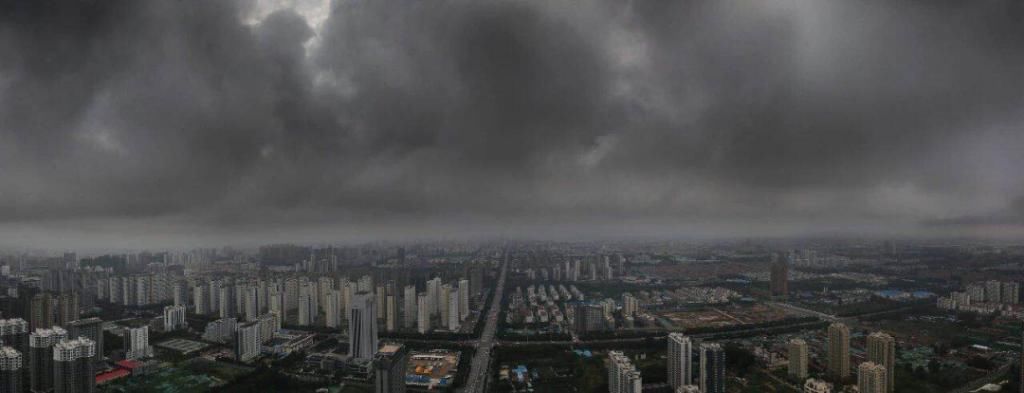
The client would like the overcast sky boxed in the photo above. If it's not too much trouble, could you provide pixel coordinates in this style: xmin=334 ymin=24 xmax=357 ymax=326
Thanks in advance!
xmin=2 ymin=0 xmax=1024 ymax=249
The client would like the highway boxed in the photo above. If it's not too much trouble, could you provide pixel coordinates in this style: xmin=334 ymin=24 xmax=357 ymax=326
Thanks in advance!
xmin=460 ymin=251 xmax=508 ymax=393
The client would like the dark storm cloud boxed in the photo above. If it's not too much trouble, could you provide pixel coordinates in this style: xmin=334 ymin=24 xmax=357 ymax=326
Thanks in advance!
xmin=2 ymin=0 xmax=1024 ymax=245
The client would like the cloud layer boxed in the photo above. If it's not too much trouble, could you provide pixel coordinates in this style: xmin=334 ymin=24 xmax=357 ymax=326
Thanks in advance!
xmin=2 ymin=0 xmax=1024 ymax=247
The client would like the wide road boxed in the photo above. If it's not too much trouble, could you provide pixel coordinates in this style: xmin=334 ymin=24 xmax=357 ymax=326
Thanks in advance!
xmin=461 ymin=251 xmax=508 ymax=393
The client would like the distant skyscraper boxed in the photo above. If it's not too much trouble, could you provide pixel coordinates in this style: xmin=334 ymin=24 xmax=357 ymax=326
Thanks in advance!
xmin=622 ymin=293 xmax=638 ymax=317
xmin=827 ymin=323 xmax=850 ymax=379
xmin=458 ymin=279 xmax=470 ymax=320
xmin=124 ymin=326 xmax=151 ymax=360
xmin=403 ymin=285 xmax=417 ymax=329
xmin=325 ymin=291 xmax=342 ymax=328
xmin=439 ymin=284 xmax=452 ymax=325
xmin=447 ymin=289 xmax=460 ymax=331
xmin=426 ymin=278 xmax=441 ymax=317
xmin=298 ymin=293 xmax=313 ymax=326
xmin=770 ymin=252 xmax=789 ymax=298
xmin=53 ymin=337 xmax=95 ymax=393
xmin=789 ymin=338 xmax=808 ymax=380
xmin=385 ymin=294 xmax=397 ymax=332
xmin=0 ymin=347 xmax=22 ymax=393
xmin=699 ymin=342 xmax=725 ymax=393
xmin=667 ymin=333 xmax=693 ymax=389
xmin=348 ymin=292 xmax=378 ymax=360
xmin=416 ymin=293 xmax=429 ymax=334
xmin=192 ymin=285 xmax=208 ymax=315
xmin=374 ymin=343 xmax=407 ymax=393
xmin=857 ymin=362 xmax=886 ymax=393
xmin=866 ymin=332 xmax=895 ymax=393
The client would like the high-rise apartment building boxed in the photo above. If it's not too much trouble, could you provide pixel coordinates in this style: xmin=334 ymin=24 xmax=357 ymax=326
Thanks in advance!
xmin=374 ymin=343 xmax=407 ymax=393
xmin=403 ymin=285 xmax=417 ymax=329
xmin=416 ymin=294 xmax=430 ymax=334
xmin=53 ymin=337 xmax=95 ymax=393
xmin=857 ymin=362 xmax=887 ymax=393
xmin=770 ymin=252 xmax=789 ymax=298
xmin=866 ymin=332 xmax=895 ymax=393
xmin=349 ymin=292 xmax=378 ymax=360
xmin=66 ymin=318 xmax=103 ymax=369
xmin=789 ymin=338 xmax=809 ymax=380
xmin=124 ymin=326 xmax=151 ymax=360
xmin=667 ymin=333 xmax=692 ymax=389
xmin=234 ymin=321 xmax=260 ymax=362
xmin=163 ymin=305 xmax=186 ymax=332
xmin=608 ymin=351 xmax=642 ymax=393
xmin=29 ymin=327 xmax=67 ymax=393
xmin=827 ymin=323 xmax=850 ymax=379
xmin=0 ymin=347 xmax=22 ymax=393
xmin=699 ymin=343 xmax=726 ymax=393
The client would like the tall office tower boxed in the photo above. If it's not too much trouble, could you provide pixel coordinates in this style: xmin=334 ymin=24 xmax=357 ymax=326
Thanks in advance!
xmin=770 ymin=252 xmax=789 ymax=298
xmin=172 ymin=281 xmax=187 ymax=307
xmin=827 ymin=323 xmax=851 ymax=379
xmin=193 ymin=285 xmax=208 ymax=315
xmin=54 ymin=293 xmax=80 ymax=328
xmin=29 ymin=294 xmax=53 ymax=331
xmin=163 ymin=305 xmax=186 ymax=332
xmin=348 ymin=292 xmax=378 ymax=360
xmin=788 ymin=338 xmax=809 ymax=380
xmin=416 ymin=294 xmax=430 ymax=334
xmin=0 ymin=347 xmax=21 ymax=393
xmin=607 ymin=351 xmax=642 ymax=393
xmin=298 ymin=293 xmax=313 ymax=326
xmin=325 ymin=291 xmax=342 ymax=329
xmin=667 ymin=333 xmax=693 ymax=389
xmin=857 ymin=362 xmax=887 ymax=393
xmin=866 ymin=332 xmax=895 ymax=392
xmin=385 ymin=295 xmax=397 ymax=332
xmin=426 ymin=278 xmax=441 ymax=316
xmin=244 ymin=287 xmax=259 ymax=322
xmin=53 ymin=337 xmax=95 ymax=393
xmin=439 ymin=284 xmax=452 ymax=326
xmin=66 ymin=318 xmax=103 ymax=369
xmin=447 ymin=290 xmax=460 ymax=331
xmin=29 ymin=327 xmax=66 ymax=393
xmin=219 ymin=285 xmax=234 ymax=319
xmin=124 ymin=326 xmax=151 ymax=360
xmin=234 ymin=321 xmax=260 ymax=362
xmin=573 ymin=303 xmax=604 ymax=333
xmin=803 ymin=379 xmax=832 ymax=393
xmin=458 ymin=279 xmax=470 ymax=320
xmin=403 ymin=285 xmax=417 ymax=329
xmin=622 ymin=293 xmax=638 ymax=317
xmin=699 ymin=343 xmax=726 ymax=393
xmin=374 ymin=343 xmax=408 ymax=393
